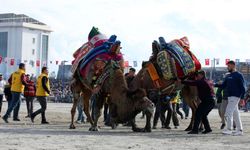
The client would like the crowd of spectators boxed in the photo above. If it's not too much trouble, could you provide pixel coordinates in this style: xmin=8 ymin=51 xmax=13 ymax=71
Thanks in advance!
xmin=49 ymin=78 xmax=72 ymax=103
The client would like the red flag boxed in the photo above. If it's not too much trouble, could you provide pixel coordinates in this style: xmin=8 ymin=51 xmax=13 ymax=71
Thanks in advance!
xmin=10 ymin=58 xmax=15 ymax=66
xmin=56 ymin=60 xmax=59 ymax=65
xmin=0 ymin=56 xmax=2 ymax=64
xmin=225 ymin=59 xmax=230 ymax=65
xmin=205 ymin=59 xmax=210 ymax=66
xmin=36 ymin=60 xmax=40 ymax=67
xmin=124 ymin=61 xmax=129 ymax=67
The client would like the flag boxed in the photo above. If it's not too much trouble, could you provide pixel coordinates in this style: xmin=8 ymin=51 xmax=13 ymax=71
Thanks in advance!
xmin=10 ymin=58 xmax=15 ymax=66
xmin=235 ymin=59 xmax=240 ymax=64
xmin=0 ymin=56 xmax=2 ymax=64
xmin=4 ymin=57 xmax=8 ymax=64
xmin=36 ymin=60 xmax=40 ymax=67
xmin=42 ymin=61 xmax=47 ymax=67
xmin=16 ymin=59 xmax=21 ymax=66
xmin=215 ymin=58 xmax=220 ymax=65
xmin=133 ymin=61 xmax=137 ymax=67
xmin=124 ymin=61 xmax=129 ymax=67
xmin=225 ymin=59 xmax=230 ymax=65
xmin=205 ymin=59 xmax=210 ymax=66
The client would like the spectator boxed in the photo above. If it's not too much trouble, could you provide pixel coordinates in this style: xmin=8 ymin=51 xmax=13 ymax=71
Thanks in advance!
xmin=0 ymin=73 xmax=6 ymax=117
xmin=24 ymin=74 xmax=36 ymax=118
xmin=215 ymin=61 xmax=245 ymax=136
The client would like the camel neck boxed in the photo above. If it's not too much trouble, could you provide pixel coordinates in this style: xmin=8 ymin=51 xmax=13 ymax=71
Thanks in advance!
xmin=111 ymin=69 xmax=128 ymax=94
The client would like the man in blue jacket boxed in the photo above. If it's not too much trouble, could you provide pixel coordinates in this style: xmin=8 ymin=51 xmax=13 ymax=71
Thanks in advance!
xmin=216 ymin=61 xmax=245 ymax=136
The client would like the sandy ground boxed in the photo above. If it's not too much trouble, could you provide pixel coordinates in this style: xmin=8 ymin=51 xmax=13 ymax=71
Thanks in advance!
xmin=0 ymin=101 xmax=250 ymax=150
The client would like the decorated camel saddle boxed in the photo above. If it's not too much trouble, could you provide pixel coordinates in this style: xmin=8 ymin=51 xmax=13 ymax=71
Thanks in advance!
xmin=71 ymin=27 xmax=124 ymax=89
xmin=149 ymin=36 xmax=201 ymax=81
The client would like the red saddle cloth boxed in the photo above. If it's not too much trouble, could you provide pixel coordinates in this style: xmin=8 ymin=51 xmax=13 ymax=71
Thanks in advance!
xmin=173 ymin=37 xmax=201 ymax=78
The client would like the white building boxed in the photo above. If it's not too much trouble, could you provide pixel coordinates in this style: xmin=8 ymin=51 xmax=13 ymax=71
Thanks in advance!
xmin=0 ymin=13 xmax=52 ymax=78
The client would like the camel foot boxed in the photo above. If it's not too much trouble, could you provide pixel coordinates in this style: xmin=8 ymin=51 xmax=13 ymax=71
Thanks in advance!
xmin=143 ymin=127 xmax=152 ymax=133
xmin=111 ymin=123 xmax=117 ymax=129
xmin=185 ymin=126 xmax=192 ymax=131
xmin=89 ymin=126 xmax=99 ymax=131
xmin=69 ymin=124 xmax=76 ymax=129
xmin=132 ymin=127 xmax=144 ymax=132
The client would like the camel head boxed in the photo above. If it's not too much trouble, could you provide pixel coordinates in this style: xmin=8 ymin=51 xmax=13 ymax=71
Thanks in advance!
xmin=127 ymin=88 xmax=154 ymax=113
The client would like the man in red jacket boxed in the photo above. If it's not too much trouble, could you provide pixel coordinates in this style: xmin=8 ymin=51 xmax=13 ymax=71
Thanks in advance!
xmin=24 ymin=74 xmax=36 ymax=118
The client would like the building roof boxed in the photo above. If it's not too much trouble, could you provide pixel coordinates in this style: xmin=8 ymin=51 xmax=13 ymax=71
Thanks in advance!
xmin=0 ymin=13 xmax=52 ymax=32
xmin=0 ymin=13 xmax=46 ymax=25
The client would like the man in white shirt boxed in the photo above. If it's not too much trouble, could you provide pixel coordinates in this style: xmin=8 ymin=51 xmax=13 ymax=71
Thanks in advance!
xmin=0 ymin=74 xmax=6 ymax=117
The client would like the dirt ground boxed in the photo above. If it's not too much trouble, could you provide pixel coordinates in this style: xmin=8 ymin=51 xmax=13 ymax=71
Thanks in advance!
xmin=0 ymin=102 xmax=250 ymax=150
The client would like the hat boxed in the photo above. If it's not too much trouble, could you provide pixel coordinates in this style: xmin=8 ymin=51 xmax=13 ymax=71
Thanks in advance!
xmin=227 ymin=60 xmax=235 ymax=65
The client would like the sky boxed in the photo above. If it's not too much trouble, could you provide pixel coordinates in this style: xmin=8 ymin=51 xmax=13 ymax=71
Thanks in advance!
xmin=1 ymin=0 xmax=250 ymax=72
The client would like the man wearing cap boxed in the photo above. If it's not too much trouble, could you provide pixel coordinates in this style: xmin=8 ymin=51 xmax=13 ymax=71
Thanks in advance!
xmin=216 ymin=61 xmax=245 ymax=136
xmin=178 ymin=70 xmax=215 ymax=134
xmin=31 ymin=67 xmax=50 ymax=124
xmin=2 ymin=63 xmax=29 ymax=123
xmin=0 ymin=73 xmax=6 ymax=117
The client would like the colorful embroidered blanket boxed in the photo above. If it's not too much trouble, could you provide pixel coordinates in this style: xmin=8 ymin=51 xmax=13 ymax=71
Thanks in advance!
xmin=155 ymin=36 xmax=200 ymax=79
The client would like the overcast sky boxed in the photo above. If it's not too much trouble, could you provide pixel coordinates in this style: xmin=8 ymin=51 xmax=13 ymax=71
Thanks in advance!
xmin=1 ymin=0 xmax=250 ymax=71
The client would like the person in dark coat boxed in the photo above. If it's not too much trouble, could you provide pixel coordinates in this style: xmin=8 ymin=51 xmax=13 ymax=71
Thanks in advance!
xmin=178 ymin=70 xmax=215 ymax=134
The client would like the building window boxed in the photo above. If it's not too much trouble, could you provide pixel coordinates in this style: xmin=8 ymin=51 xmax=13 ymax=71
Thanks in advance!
xmin=42 ymin=35 xmax=49 ymax=64
xmin=32 ymin=49 xmax=35 ymax=55
xmin=32 ymin=38 xmax=35 ymax=44
xmin=0 ymin=32 xmax=8 ymax=57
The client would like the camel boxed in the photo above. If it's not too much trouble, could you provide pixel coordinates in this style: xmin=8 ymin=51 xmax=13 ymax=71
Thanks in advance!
xmin=69 ymin=60 xmax=154 ymax=132
xmin=89 ymin=62 xmax=154 ymax=132
xmin=129 ymin=62 xmax=199 ymax=131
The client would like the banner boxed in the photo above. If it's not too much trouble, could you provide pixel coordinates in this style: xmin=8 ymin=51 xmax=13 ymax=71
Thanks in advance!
xmin=205 ymin=59 xmax=210 ymax=66
xmin=225 ymin=59 xmax=230 ymax=65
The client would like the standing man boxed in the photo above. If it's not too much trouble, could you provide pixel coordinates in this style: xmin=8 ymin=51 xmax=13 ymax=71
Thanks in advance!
xmin=0 ymin=73 xmax=6 ymax=117
xmin=179 ymin=70 xmax=215 ymax=134
xmin=24 ymin=74 xmax=36 ymax=118
xmin=216 ymin=61 xmax=245 ymax=136
xmin=31 ymin=67 xmax=50 ymax=124
xmin=2 ymin=63 xmax=28 ymax=123
xmin=125 ymin=68 xmax=136 ymax=88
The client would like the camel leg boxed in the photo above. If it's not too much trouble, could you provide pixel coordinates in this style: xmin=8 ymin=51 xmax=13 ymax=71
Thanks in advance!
xmin=69 ymin=92 xmax=80 ymax=129
xmin=83 ymin=89 xmax=94 ymax=126
xmin=89 ymin=94 xmax=105 ymax=131
xmin=143 ymin=109 xmax=153 ymax=132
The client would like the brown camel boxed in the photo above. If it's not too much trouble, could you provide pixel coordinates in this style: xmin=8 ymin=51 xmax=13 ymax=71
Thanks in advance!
xmin=69 ymin=61 xmax=154 ymax=132
xmin=129 ymin=61 xmax=199 ymax=131
xmin=89 ymin=62 xmax=154 ymax=132
xmin=107 ymin=65 xmax=154 ymax=132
